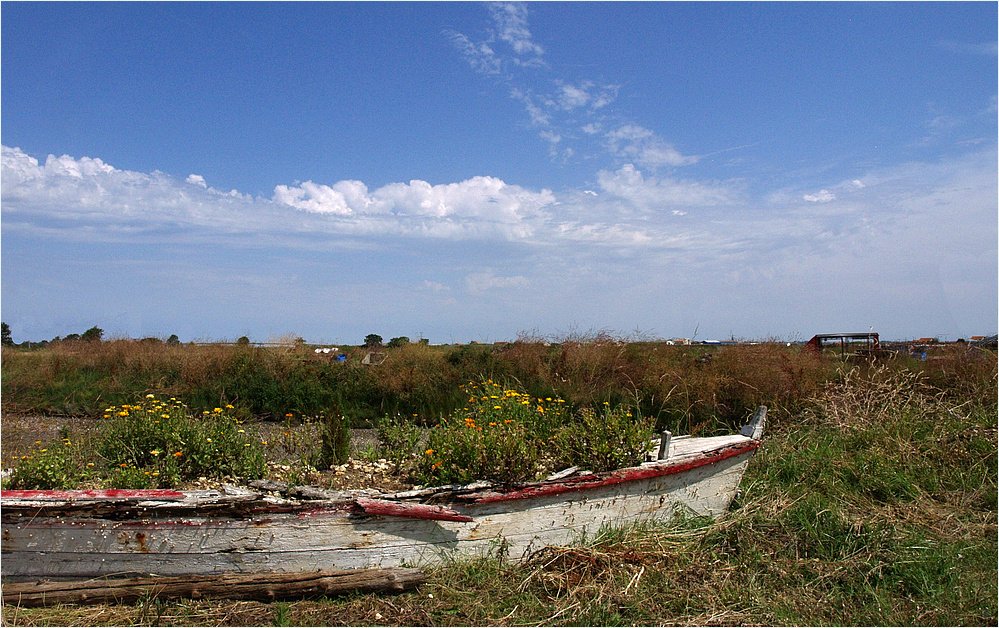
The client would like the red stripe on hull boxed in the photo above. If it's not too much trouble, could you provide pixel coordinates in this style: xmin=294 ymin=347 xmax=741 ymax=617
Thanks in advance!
xmin=469 ymin=441 xmax=759 ymax=504
xmin=1 ymin=489 xmax=185 ymax=501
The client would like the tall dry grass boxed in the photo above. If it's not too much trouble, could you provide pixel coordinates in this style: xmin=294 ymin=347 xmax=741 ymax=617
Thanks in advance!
xmin=2 ymin=339 xmax=991 ymax=433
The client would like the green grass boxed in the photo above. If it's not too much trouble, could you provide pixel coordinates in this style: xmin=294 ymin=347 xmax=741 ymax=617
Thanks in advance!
xmin=2 ymin=349 xmax=995 ymax=626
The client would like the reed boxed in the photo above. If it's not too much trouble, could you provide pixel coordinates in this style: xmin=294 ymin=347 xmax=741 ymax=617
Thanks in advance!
xmin=2 ymin=338 xmax=837 ymax=430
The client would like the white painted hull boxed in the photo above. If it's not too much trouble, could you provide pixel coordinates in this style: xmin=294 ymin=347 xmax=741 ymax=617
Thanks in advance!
xmin=3 ymin=421 xmax=764 ymax=581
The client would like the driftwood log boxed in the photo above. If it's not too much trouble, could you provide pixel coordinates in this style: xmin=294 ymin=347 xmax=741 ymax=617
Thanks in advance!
xmin=1 ymin=567 xmax=426 ymax=608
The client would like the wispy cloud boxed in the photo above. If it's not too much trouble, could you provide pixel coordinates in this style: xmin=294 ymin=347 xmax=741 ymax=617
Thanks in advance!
xmin=934 ymin=39 xmax=998 ymax=56
xmin=445 ymin=30 xmax=502 ymax=75
xmin=604 ymin=125 xmax=698 ymax=169
xmin=488 ymin=2 xmax=545 ymax=63
xmin=447 ymin=3 xmax=696 ymax=167
xmin=466 ymin=270 xmax=529 ymax=294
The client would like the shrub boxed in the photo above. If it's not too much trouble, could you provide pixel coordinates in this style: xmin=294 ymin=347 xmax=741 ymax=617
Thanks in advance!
xmin=555 ymin=404 xmax=656 ymax=473
xmin=5 ymin=436 xmax=91 ymax=489
xmin=413 ymin=381 xmax=570 ymax=486
xmin=96 ymin=395 xmax=266 ymax=487
xmin=411 ymin=381 xmax=654 ymax=486
xmin=376 ymin=414 xmax=423 ymax=466
xmin=315 ymin=410 xmax=351 ymax=470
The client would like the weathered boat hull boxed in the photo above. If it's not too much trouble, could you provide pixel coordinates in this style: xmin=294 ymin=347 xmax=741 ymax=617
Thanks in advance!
xmin=2 ymin=412 xmax=765 ymax=581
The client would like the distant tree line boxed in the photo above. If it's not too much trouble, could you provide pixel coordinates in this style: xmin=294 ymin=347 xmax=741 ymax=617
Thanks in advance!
xmin=1 ymin=323 xmax=107 ymax=349
xmin=2 ymin=324 xmax=429 ymax=350
xmin=0 ymin=324 xmax=185 ymax=349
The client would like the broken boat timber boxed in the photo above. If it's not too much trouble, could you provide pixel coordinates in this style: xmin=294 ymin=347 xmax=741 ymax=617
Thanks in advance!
xmin=1 ymin=407 xmax=766 ymax=581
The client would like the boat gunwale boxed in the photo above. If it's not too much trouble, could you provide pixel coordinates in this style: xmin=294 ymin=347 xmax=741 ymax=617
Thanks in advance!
xmin=0 ymin=435 xmax=761 ymax=517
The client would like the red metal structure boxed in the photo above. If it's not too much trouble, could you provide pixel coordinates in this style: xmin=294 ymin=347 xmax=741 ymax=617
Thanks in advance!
xmin=805 ymin=332 xmax=880 ymax=356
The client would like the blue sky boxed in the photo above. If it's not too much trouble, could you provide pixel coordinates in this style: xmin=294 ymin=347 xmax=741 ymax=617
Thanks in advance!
xmin=2 ymin=2 xmax=996 ymax=344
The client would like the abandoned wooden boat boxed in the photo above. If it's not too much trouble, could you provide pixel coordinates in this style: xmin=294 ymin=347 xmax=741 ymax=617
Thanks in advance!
xmin=1 ymin=407 xmax=766 ymax=581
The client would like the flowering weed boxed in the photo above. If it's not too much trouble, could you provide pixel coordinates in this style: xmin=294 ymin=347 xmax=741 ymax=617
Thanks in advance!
xmin=96 ymin=395 xmax=266 ymax=487
xmin=4 ymin=436 xmax=92 ymax=489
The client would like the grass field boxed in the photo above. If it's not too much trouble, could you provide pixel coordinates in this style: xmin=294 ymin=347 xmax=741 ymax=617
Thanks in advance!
xmin=1 ymin=340 xmax=995 ymax=626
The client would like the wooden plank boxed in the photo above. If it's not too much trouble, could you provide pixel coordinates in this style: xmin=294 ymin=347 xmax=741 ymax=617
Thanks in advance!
xmin=355 ymin=497 xmax=473 ymax=522
xmin=1 ymin=567 xmax=426 ymax=607
xmin=1 ymin=489 xmax=186 ymax=501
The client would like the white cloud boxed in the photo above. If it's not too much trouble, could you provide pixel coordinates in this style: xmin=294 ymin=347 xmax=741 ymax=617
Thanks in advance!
xmin=186 ymin=174 xmax=208 ymax=188
xmin=466 ymin=270 xmax=529 ymax=294
xmin=445 ymin=30 xmax=501 ymax=75
xmin=273 ymin=181 xmax=356 ymax=216
xmin=421 ymin=280 xmax=451 ymax=292
xmin=2 ymin=145 xmax=555 ymax=243
xmin=803 ymin=189 xmax=836 ymax=203
xmin=510 ymin=88 xmax=551 ymax=127
xmin=605 ymin=125 xmax=698 ymax=168
xmin=4 ymin=143 xmax=995 ymax=342
xmin=934 ymin=40 xmax=998 ymax=56
xmin=553 ymin=81 xmax=618 ymax=111
xmin=596 ymin=164 xmax=739 ymax=209
xmin=488 ymin=2 xmax=545 ymax=61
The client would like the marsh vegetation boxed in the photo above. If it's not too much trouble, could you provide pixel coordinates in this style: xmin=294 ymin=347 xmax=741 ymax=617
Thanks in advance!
xmin=1 ymin=338 xmax=995 ymax=625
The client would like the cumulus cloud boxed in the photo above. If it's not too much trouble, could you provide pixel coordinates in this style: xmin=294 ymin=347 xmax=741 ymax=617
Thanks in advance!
xmin=7 ymin=143 xmax=993 ymax=308
xmin=1 ymin=146 xmax=565 ymax=244
xmin=270 ymin=176 xmax=556 ymax=232
xmin=273 ymin=181 xmax=359 ymax=216
xmin=186 ymin=174 xmax=208 ymax=188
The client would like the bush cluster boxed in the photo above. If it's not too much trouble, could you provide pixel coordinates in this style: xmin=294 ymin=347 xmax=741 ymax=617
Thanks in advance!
xmin=398 ymin=380 xmax=655 ymax=486
xmin=5 ymin=395 xmax=268 ymax=489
